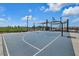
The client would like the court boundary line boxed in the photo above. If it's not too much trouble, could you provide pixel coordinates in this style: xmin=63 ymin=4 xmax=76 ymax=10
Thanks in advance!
xmin=22 ymin=37 xmax=41 ymax=51
xmin=33 ymin=34 xmax=61 ymax=56
xmin=1 ymin=34 xmax=10 ymax=56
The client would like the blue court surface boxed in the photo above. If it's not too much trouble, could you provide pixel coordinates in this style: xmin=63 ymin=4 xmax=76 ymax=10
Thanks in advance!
xmin=2 ymin=31 xmax=75 ymax=56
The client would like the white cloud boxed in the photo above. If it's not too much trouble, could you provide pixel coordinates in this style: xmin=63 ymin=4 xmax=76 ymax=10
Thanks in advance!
xmin=40 ymin=6 xmax=45 ymax=11
xmin=48 ymin=3 xmax=63 ymax=11
xmin=22 ymin=15 xmax=33 ymax=20
xmin=0 ymin=18 xmax=6 ymax=21
xmin=44 ymin=3 xmax=65 ymax=12
xmin=72 ymin=18 xmax=79 ymax=23
xmin=7 ymin=17 xmax=11 ymax=20
xmin=63 ymin=6 xmax=79 ymax=16
xmin=0 ymin=17 xmax=12 ymax=22
xmin=44 ymin=8 xmax=49 ymax=12
xmin=28 ymin=9 xmax=32 ymax=13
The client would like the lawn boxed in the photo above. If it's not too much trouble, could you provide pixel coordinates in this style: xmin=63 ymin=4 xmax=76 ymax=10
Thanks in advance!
xmin=0 ymin=26 xmax=29 ymax=33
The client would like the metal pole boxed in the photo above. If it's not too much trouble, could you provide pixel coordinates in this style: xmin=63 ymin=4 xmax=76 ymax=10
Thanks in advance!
xmin=51 ymin=22 xmax=52 ymax=31
xmin=27 ymin=16 xmax=29 ymax=31
xmin=60 ymin=17 xmax=62 ymax=21
xmin=42 ymin=24 xmax=44 ymax=31
xmin=61 ymin=22 xmax=63 ymax=36
xmin=67 ymin=19 xmax=69 ymax=32
xmin=33 ymin=23 xmax=35 ymax=31
xmin=46 ymin=19 xmax=48 ymax=31
xmin=60 ymin=17 xmax=63 ymax=36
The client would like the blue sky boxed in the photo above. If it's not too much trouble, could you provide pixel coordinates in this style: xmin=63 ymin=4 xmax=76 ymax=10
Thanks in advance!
xmin=0 ymin=3 xmax=79 ymax=27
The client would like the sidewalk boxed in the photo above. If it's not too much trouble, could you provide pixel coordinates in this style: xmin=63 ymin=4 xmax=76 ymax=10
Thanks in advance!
xmin=70 ymin=33 xmax=79 ymax=56
xmin=0 ymin=34 xmax=4 ymax=56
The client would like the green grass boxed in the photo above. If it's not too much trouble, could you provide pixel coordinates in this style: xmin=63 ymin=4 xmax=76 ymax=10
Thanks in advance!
xmin=0 ymin=25 xmax=46 ymax=33
xmin=0 ymin=26 xmax=30 ymax=33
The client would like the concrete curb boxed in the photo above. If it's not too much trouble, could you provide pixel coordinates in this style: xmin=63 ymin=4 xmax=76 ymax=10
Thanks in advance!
xmin=70 ymin=33 xmax=79 ymax=56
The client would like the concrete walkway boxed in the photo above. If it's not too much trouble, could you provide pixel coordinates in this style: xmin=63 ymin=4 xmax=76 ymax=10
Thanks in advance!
xmin=0 ymin=34 xmax=4 ymax=56
xmin=70 ymin=33 xmax=79 ymax=56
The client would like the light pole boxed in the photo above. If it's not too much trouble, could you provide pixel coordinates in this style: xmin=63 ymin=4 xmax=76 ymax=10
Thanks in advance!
xmin=33 ymin=22 xmax=35 ymax=31
xmin=27 ymin=16 xmax=29 ymax=31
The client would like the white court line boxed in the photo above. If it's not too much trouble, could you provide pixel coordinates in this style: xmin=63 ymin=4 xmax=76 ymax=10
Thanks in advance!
xmin=33 ymin=34 xmax=61 ymax=56
xmin=1 ymin=34 xmax=10 ymax=56
xmin=22 ymin=37 xmax=41 ymax=51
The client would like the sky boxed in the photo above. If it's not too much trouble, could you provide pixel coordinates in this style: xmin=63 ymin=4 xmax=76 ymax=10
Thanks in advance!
xmin=0 ymin=3 xmax=79 ymax=27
